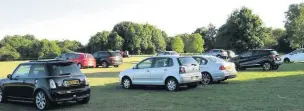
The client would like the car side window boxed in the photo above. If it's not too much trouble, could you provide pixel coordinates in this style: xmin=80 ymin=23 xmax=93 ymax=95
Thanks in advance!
xmin=30 ymin=64 xmax=47 ymax=77
xmin=194 ymin=57 xmax=208 ymax=65
xmin=153 ymin=58 xmax=173 ymax=68
xmin=12 ymin=65 xmax=31 ymax=78
xmin=137 ymin=58 xmax=153 ymax=69
xmin=241 ymin=51 xmax=252 ymax=57
xmin=164 ymin=52 xmax=170 ymax=55
xmin=93 ymin=52 xmax=98 ymax=58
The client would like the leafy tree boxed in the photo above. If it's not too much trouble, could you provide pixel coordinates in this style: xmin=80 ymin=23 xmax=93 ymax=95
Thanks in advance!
xmin=216 ymin=7 xmax=265 ymax=53
xmin=108 ymin=31 xmax=124 ymax=50
xmin=194 ymin=23 xmax=217 ymax=50
xmin=261 ymin=27 xmax=276 ymax=48
xmin=285 ymin=3 xmax=304 ymax=48
xmin=57 ymin=40 xmax=83 ymax=53
xmin=38 ymin=39 xmax=61 ymax=58
xmin=188 ymin=33 xmax=204 ymax=53
xmin=171 ymin=36 xmax=184 ymax=53
xmin=0 ymin=44 xmax=20 ymax=60
xmin=87 ymin=31 xmax=110 ymax=53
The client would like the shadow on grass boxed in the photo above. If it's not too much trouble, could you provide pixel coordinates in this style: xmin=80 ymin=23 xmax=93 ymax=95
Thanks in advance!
xmin=84 ymin=72 xmax=119 ymax=78
xmin=2 ymin=73 xmax=304 ymax=111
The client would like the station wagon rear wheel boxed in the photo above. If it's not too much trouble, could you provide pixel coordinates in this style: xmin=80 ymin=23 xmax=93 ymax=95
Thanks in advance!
xmin=166 ymin=78 xmax=180 ymax=91
xmin=101 ymin=61 xmax=109 ymax=68
xmin=122 ymin=78 xmax=132 ymax=89
xmin=262 ymin=62 xmax=272 ymax=71
xmin=35 ymin=91 xmax=51 ymax=110
xmin=201 ymin=72 xmax=212 ymax=85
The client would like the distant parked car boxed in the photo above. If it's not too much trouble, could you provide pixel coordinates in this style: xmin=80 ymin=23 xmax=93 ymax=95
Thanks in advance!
xmin=157 ymin=51 xmax=179 ymax=56
xmin=119 ymin=56 xmax=201 ymax=91
xmin=281 ymin=48 xmax=304 ymax=63
xmin=93 ymin=51 xmax=123 ymax=68
xmin=229 ymin=49 xmax=282 ymax=71
xmin=56 ymin=52 xmax=96 ymax=69
xmin=226 ymin=50 xmax=236 ymax=59
xmin=193 ymin=55 xmax=237 ymax=84
xmin=0 ymin=60 xmax=91 ymax=110
xmin=203 ymin=49 xmax=228 ymax=59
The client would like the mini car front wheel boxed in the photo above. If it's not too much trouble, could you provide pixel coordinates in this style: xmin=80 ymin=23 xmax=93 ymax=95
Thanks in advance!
xmin=262 ymin=62 xmax=272 ymax=71
xmin=201 ymin=72 xmax=212 ymax=85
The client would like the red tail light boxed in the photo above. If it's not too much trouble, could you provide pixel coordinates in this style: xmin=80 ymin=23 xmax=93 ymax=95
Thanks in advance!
xmin=219 ymin=65 xmax=226 ymax=70
xmin=179 ymin=67 xmax=186 ymax=74
xmin=269 ymin=55 xmax=276 ymax=58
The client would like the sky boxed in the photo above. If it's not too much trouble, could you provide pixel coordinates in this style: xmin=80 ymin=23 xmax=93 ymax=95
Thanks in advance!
xmin=0 ymin=0 xmax=303 ymax=44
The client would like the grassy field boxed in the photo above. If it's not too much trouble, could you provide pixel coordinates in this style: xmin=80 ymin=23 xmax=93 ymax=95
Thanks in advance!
xmin=0 ymin=56 xmax=304 ymax=111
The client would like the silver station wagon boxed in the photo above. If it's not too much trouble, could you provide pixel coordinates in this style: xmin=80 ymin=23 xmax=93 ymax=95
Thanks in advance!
xmin=119 ymin=56 xmax=202 ymax=91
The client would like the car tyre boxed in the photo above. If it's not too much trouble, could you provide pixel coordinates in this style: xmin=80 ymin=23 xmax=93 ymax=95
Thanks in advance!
xmin=35 ymin=90 xmax=51 ymax=110
xmin=165 ymin=78 xmax=180 ymax=91
xmin=284 ymin=58 xmax=290 ymax=63
xmin=101 ymin=61 xmax=109 ymax=68
xmin=201 ymin=72 xmax=212 ymax=85
xmin=77 ymin=96 xmax=90 ymax=104
xmin=262 ymin=62 xmax=272 ymax=71
xmin=114 ymin=65 xmax=119 ymax=68
xmin=122 ymin=77 xmax=132 ymax=89
xmin=0 ymin=88 xmax=6 ymax=103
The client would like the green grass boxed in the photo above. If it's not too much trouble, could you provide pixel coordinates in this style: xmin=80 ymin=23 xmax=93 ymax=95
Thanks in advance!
xmin=1 ymin=56 xmax=304 ymax=111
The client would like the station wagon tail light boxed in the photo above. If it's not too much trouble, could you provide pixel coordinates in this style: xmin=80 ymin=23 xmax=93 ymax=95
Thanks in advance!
xmin=219 ymin=65 xmax=226 ymax=70
xmin=179 ymin=67 xmax=186 ymax=74
xmin=49 ymin=79 xmax=57 ymax=89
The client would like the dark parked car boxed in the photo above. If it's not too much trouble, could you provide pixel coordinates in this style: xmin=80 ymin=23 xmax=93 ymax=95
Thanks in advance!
xmin=93 ymin=51 xmax=123 ymax=68
xmin=229 ymin=49 xmax=282 ymax=71
xmin=226 ymin=50 xmax=236 ymax=59
xmin=0 ymin=60 xmax=91 ymax=110
xmin=203 ymin=49 xmax=228 ymax=59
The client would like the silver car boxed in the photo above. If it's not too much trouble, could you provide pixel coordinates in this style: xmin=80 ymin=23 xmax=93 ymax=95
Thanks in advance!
xmin=193 ymin=55 xmax=237 ymax=84
xmin=119 ymin=56 xmax=201 ymax=91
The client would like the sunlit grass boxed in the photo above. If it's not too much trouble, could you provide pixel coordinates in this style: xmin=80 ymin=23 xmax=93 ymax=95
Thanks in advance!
xmin=1 ymin=56 xmax=304 ymax=111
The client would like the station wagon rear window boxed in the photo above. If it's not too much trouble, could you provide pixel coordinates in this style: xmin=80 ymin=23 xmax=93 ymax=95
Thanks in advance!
xmin=177 ymin=57 xmax=198 ymax=66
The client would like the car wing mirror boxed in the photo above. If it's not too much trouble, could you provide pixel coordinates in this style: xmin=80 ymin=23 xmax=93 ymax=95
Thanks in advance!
xmin=7 ymin=74 xmax=12 ymax=79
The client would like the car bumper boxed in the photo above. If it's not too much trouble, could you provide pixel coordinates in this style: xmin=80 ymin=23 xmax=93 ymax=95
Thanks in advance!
xmin=109 ymin=61 xmax=123 ymax=66
xmin=213 ymin=70 xmax=237 ymax=81
xmin=179 ymin=72 xmax=202 ymax=84
xmin=48 ymin=86 xmax=91 ymax=102
xmin=273 ymin=60 xmax=283 ymax=65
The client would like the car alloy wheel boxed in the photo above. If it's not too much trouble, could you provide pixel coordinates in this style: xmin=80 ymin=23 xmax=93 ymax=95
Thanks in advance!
xmin=201 ymin=73 xmax=211 ymax=85
xmin=36 ymin=91 xmax=47 ymax=110
xmin=101 ymin=62 xmax=108 ymax=68
xmin=262 ymin=62 xmax=272 ymax=71
xmin=0 ymin=89 xmax=3 ymax=103
xmin=166 ymin=79 xmax=177 ymax=91
xmin=123 ymin=78 xmax=131 ymax=89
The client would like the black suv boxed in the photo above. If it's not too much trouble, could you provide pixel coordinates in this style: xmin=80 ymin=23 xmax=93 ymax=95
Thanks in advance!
xmin=0 ymin=60 xmax=90 ymax=110
xmin=93 ymin=51 xmax=123 ymax=68
xmin=229 ymin=49 xmax=282 ymax=71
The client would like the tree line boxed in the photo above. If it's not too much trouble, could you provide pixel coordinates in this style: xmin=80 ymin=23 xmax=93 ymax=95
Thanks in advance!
xmin=1 ymin=4 xmax=304 ymax=60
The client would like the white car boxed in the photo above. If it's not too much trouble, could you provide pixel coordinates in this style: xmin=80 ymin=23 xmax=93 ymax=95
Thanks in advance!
xmin=119 ymin=56 xmax=201 ymax=91
xmin=157 ymin=51 xmax=179 ymax=56
xmin=281 ymin=49 xmax=304 ymax=63
xmin=192 ymin=55 xmax=237 ymax=84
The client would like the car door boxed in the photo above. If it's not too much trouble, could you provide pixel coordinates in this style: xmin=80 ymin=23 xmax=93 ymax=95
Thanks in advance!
xmin=292 ymin=49 xmax=304 ymax=62
xmin=298 ymin=49 xmax=304 ymax=62
xmin=193 ymin=57 xmax=208 ymax=72
xmin=149 ymin=57 xmax=173 ymax=85
xmin=4 ymin=64 xmax=31 ymax=99
xmin=26 ymin=64 xmax=47 ymax=99
xmin=238 ymin=51 xmax=253 ymax=67
xmin=132 ymin=58 xmax=153 ymax=85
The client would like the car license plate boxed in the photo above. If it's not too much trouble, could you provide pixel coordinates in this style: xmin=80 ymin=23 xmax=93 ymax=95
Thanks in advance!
xmin=66 ymin=80 xmax=79 ymax=85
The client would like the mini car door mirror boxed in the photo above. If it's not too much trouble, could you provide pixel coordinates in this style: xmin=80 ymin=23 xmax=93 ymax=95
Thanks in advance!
xmin=7 ymin=74 xmax=12 ymax=79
